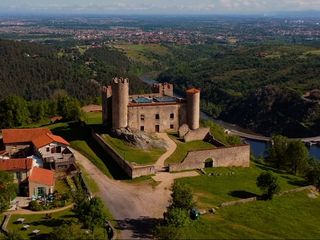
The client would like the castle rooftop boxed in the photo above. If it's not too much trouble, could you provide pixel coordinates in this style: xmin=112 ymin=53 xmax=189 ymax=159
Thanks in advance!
xmin=129 ymin=96 xmax=183 ymax=105
xmin=186 ymin=88 xmax=200 ymax=94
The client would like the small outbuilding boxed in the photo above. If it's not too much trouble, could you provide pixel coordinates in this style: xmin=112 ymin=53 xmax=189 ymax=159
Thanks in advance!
xmin=28 ymin=167 xmax=55 ymax=197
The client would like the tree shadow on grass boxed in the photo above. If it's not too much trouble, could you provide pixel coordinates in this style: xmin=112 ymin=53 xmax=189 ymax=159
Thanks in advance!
xmin=116 ymin=217 xmax=162 ymax=239
xmin=255 ymin=163 xmax=286 ymax=174
xmin=228 ymin=190 xmax=258 ymax=199
xmin=30 ymin=219 xmax=66 ymax=228
xmin=29 ymin=233 xmax=50 ymax=240
xmin=280 ymin=175 xmax=308 ymax=187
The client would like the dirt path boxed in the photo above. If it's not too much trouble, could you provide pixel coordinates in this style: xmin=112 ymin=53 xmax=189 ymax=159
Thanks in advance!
xmin=155 ymin=133 xmax=177 ymax=170
xmin=73 ymin=149 xmax=198 ymax=239
xmin=5 ymin=204 xmax=74 ymax=215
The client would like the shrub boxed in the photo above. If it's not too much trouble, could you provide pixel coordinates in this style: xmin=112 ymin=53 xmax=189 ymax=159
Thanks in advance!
xmin=256 ymin=172 xmax=280 ymax=200
xmin=28 ymin=200 xmax=43 ymax=211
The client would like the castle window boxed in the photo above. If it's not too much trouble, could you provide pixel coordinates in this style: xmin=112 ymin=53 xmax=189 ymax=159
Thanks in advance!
xmin=170 ymin=124 xmax=174 ymax=129
xmin=140 ymin=114 xmax=145 ymax=121
xmin=140 ymin=126 xmax=145 ymax=131
xmin=155 ymin=114 xmax=160 ymax=120
xmin=170 ymin=113 xmax=174 ymax=119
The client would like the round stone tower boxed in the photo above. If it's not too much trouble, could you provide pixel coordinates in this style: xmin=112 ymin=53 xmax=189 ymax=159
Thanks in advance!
xmin=186 ymin=88 xmax=200 ymax=130
xmin=112 ymin=77 xmax=129 ymax=129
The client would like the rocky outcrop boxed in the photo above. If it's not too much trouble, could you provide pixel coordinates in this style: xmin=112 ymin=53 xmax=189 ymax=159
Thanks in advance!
xmin=111 ymin=128 xmax=168 ymax=150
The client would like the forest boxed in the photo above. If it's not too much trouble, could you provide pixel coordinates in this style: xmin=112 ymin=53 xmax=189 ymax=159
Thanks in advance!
xmin=0 ymin=40 xmax=149 ymax=103
xmin=157 ymin=43 xmax=320 ymax=137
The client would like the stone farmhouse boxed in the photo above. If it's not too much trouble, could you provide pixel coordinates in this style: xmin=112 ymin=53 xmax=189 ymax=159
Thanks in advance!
xmin=0 ymin=128 xmax=75 ymax=197
xmin=102 ymin=77 xmax=200 ymax=133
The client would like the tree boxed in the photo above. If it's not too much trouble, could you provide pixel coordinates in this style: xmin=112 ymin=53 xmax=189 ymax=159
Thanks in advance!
xmin=166 ymin=208 xmax=189 ymax=227
xmin=268 ymin=135 xmax=288 ymax=169
xmin=74 ymin=197 xmax=106 ymax=232
xmin=306 ymin=168 xmax=320 ymax=189
xmin=285 ymin=140 xmax=309 ymax=175
xmin=56 ymin=96 xmax=82 ymax=121
xmin=256 ymin=172 xmax=280 ymax=200
xmin=0 ymin=171 xmax=17 ymax=213
xmin=169 ymin=182 xmax=194 ymax=210
xmin=0 ymin=95 xmax=30 ymax=128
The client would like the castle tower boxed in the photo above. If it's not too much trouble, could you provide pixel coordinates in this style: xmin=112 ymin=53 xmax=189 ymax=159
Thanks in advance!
xmin=112 ymin=77 xmax=129 ymax=129
xmin=152 ymin=83 xmax=174 ymax=96
xmin=186 ymin=88 xmax=200 ymax=130
xmin=102 ymin=86 xmax=112 ymax=126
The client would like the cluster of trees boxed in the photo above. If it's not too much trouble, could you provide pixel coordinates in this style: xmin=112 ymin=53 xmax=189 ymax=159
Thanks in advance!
xmin=0 ymin=171 xmax=17 ymax=213
xmin=268 ymin=135 xmax=310 ymax=175
xmin=155 ymin=182 xmax=195 ymax=239
xmin=157 ymin=43 xmax=320 ymax=137
xmin=0 ymin=95 xmax=81 ymax=129
xmin=267 ymin=135 xmax=320 ymax=189
xmin=50 ymin=194 xmax=107 ymax=240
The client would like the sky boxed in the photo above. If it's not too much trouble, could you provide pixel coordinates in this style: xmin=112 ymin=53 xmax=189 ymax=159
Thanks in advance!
xmin=1 ymin=0 xmax=320 ymax=15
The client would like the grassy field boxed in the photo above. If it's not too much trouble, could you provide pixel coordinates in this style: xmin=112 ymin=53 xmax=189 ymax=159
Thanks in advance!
xmin=102 ymin=134 xmax=165 ymax=165
xmin=113 ymin=43 xmax=170 ymax=65
xmin=177 ymin=163 xmax=306 ymax=207
xmin=165 ymin=134 xmax=214 ymax=165
xmin=178 ymin=191 xmax=320 ymax=239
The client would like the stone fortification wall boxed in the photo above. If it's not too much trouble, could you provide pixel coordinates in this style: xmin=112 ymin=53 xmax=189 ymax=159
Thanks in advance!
xmin=183 ymin=127 xmax=210 ymax=142
xmin=91 ymin=131 xmax=156 ymax=179
xmin=128 ymin=103 xmax=187 ymax=133
xmin=169 ymin=145 xmax=250 ymax=172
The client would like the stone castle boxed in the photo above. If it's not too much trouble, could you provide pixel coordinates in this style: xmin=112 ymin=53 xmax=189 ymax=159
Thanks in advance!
xmin=102 ymin=77 xmax=200 ymax=133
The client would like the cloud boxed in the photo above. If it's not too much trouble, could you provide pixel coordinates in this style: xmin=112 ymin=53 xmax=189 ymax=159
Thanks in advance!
xmin=0 ymin=0 xmax=320 ymax=14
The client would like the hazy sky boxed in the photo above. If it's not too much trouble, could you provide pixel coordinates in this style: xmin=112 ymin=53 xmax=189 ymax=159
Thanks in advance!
xmin=1 ymin=0 xmax=320 ymax=14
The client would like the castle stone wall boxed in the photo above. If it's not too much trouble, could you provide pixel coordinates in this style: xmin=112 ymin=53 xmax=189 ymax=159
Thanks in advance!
xmin=128 ymin=103 xmax=187 ymax=133
xmin=169 ymin=145 xmax=250 ymax=172
xmin=91 ymin=131 xmax=156 ymax=178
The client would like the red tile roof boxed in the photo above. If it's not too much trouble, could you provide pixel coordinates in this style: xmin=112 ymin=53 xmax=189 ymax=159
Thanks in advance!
xmin=2 ymin=128 xmax=51 ymax=144
xmin=0 ymin=158 xmax=33 ymax=171
xmin=32 ymin=133 xmax=69 ymax=148
xmin=29 ymin=167 xmax=55 ymax=186
xmin=186 ymin=88 xmax=201 ymax=94
xmin=2 ymin=128 xmax=69 ymax=149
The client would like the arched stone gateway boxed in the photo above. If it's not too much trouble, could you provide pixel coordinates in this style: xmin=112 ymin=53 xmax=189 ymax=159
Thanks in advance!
xmin=204 ymin=158 xmax=214 ymax=168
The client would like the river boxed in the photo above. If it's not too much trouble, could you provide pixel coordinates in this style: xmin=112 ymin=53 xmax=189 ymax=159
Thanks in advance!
xmin=140 ymin=74 xmax=320 ymax=160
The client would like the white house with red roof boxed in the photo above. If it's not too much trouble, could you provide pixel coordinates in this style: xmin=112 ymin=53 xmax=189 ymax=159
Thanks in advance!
xmin=0 ymin=158 xmax=55 ymax=197
xmin=0 ymin=128 xmax=76 ymax=197
xmin=1 ymin=128 xmax=75 ymax=171
xmin=28 ymin=167 xmax=55 ymax=197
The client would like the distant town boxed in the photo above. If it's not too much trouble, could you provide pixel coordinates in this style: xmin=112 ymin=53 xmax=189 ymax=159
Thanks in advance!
xmin=0 ymin=16 xmax=319 ymax=44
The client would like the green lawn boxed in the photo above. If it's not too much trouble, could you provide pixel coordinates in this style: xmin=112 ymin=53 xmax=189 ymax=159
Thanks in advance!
xmin=177 ymin=163 xmax=306 ymax=207
xmin=82 ymin=112 xmax=102 ymax=125
xmin=179 ymin=191 xmax=320 ymax=239
xmin=165 ymin=135 xmax=214 ymax=165
xmin=102 ymin=134 xmax=165 ymax=165
xmin=7 ymin=209 xmax=78 ymax=239
xmin=77 ymin=163 xmax=100 ymax=194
